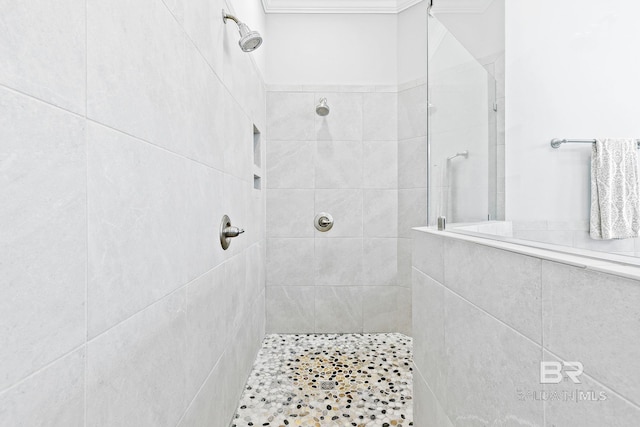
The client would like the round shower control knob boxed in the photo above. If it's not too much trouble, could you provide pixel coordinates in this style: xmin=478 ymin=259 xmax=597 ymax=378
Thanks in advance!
xmin=314 ymin=212 xmax=334 ymax=232
xmin=220 ymin=215 xmax=245 ymax=250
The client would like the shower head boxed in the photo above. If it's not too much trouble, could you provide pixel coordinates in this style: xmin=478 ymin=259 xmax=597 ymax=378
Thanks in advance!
xmin=316 ymin=98 xmax=330 ymax=116
xmin=222 ymin=9 xmax=263 ymax=52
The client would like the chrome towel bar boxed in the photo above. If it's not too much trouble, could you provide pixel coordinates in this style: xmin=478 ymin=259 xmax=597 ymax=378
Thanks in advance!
xmin=550 ymin=138 xmax=640 ymax=149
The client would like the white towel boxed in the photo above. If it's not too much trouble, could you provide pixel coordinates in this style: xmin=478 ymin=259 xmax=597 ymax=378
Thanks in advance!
xmin=590 ymin=138 xmax=640 ymax=240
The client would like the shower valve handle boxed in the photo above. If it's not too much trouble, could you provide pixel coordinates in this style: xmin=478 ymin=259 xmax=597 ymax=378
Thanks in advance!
xmin=223 ymin=226 xmax=245 ymax=238
xmin=318 ymin=217 xmax=332 ymax=227
xmin=314 ymin=212 xmax=334 ymax=232
xmin=220 ymin=215 xmax=244 ymax=250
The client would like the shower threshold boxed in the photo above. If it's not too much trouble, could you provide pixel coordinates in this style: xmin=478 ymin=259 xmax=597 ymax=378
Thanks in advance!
xmin=231 ymin=333 xmax=413 ymax=426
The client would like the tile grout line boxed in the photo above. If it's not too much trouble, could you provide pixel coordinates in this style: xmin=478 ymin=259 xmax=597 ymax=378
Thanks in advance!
xmin=0 ymin=255 xmax=235 ymax=398
xmin=361 ymin=93 xmax=365 ymax=332
xmin=84 ymin=0 xmax=89 ymax=424
xmin=0 ymin=80 xmax=254 ymax=183
xmin=414 ymin=266 xmax=542 ymax=348
xmin=540 ymin=260 xmax=545 ymax=427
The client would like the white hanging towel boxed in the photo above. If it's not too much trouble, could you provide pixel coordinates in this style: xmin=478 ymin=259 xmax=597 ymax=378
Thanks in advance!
xmin=590 ymin=138 xmax=640 ymax=240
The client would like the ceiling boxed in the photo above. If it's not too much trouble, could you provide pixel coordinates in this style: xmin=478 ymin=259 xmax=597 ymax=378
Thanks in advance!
xmin=261 ymin=0 xmax=494 ymax=14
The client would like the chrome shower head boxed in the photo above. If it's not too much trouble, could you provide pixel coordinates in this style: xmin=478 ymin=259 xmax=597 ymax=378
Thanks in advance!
xmin=237 ymin=23 xmax=262 ymax=52
xmin=316 ymin=98 xmax=330 ymax=116
xmin=222 ymin=9 xmax=263 ymax=52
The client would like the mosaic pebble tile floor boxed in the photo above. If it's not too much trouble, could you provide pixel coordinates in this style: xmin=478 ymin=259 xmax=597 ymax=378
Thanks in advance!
xmin=232 ymin=333 xmax=413 ymax=427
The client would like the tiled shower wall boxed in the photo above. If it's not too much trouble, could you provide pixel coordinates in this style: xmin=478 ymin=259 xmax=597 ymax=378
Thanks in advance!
xmin=0 ymin=0 xmax=265 ymax=426
xmin=397 ymin=79 xmax=429 ymax=300
xmin=265 ymin=86 xmax=411 ymax=335
xmin=412 ymin=229 xmax=640 ymax=426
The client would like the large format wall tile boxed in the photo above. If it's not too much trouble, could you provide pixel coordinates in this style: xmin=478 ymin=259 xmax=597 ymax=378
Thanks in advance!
xmin=177 ymin=348 xmax=238 ymax=427
xmin=363 ymin=238 xmax=397 ymax=286
xmin=398 ymin=188 xmax=426 ymax=238
xmin=266 ymin=238 xmax=315 ymax=286
xmin=0 ymin=89 xmax=86 ymax=389
xmin=315 ymin=286 xmax=363 ymax=333
xmin=185 ymin=43 xmax=227 ymax=172
xmin=0 ymin=349 xmax=85 ymax=427
xmin=87 ymin=291 xmax=188 ymax=427
xmin=398 ymin=85 xmax=427 ymax=140
xmin=412 ymin=368 xmax=438 ymax=427
xmin=315 ymin=141 xmax=363 ymax=189
xmin=266 ymin=140 xmax=315 ymax=189
xmin=222 ymin=174 xmax=251 ymax=257
xmin=87 ymin=123 xmax=223 ymax=336
xmin=266 ymin=189 xmax=315 ymax=238
xmin=245 ymin=243 xmax=266 ymax=301
xmin=265 ymin=88 xmax=401 ymax=334
xmin=87 ymin=0 xmax=186 ymax=154
xmin=88 ymin=0 xmax=241 ymax=172
xmin=397 ymin=237 xmax=413 ymax=288
xmin=180 ymin=0 xmax=226 ymax=77
xmin=364 ymin=189 xmax=398 ymax=238
xmin=0 ymin=0 xmax=86 ymax=113
xmin=266 ymin=286 xmax=315 ymax=333
xmin=444 ymin=291 xmax=543 ymax=426
xmin=315 ymin=189 xmax=363 ymax=238
xmin=412 ymin=269 xmax=445 ymax=403
xmin=315 ymin=238 xmax=363 ymax=286
xmin=414 ymin=230 xmax=640 ymax=426
xmin=412 ymin=231 xmax=444 ymax=283
xmin=363 ymin=140 xmax=397 ymax=189
xmin=224 ymin=253 xmax=249 ymax=334
xmin=543 ymin=261 xmax=640 ymax=404
xmin=185 ymin=265 xmax=230 ymax=398
xmin=398 ymin=137 xmax=427 ymax=189
xmin=223 ymin=94 xmax=253 ymax=178
xmin=363 ymin=286 xmax=400 ymax=333
xmin=444 ymin=238 xmax=542 ymax=343
xmin=363 ymin=92 xmax=397 ymax=141
xmin=4 ymin=0 xmax=266 ymax=423
xmin=543 ymin=350 xmax=640 ymax=427
xmin=267 ymin=92 xmax=316 ymax=141
xmin=397 ymin=287 xmax=412 ymax=336
xmin=413 ymin=368 xmax=452 ymax=427
xmin=315 ymin=92 xmax=363 ymax=141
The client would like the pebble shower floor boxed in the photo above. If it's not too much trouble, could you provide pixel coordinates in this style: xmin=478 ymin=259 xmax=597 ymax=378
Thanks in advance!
xmin=232 ymin=333 xmax=413 ymax=427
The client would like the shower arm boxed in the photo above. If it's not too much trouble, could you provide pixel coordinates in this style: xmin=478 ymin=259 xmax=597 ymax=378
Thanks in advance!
xmin=447 ymin=150 xmax=469 ymax=161
xmin=222 ymin=11 xmax=240 ymax=25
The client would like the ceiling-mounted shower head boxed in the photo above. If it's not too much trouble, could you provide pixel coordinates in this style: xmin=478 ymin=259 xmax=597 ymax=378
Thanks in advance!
xmin=222 ymin=9 xmax=263 ymax=52
xmin=316 ymin=98 xmax=330 ymax=116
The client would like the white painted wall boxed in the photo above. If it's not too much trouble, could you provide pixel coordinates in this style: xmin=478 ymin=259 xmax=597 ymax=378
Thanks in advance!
xmin=265 ymin=13 xmax=398 ymax=85
xmin=435 ymin=0 xmax=504 ymax=63
xmin=505 ymin=0 xmax=640 ymax=221
xmin=398 ymin=1 xmax=428 ymax=84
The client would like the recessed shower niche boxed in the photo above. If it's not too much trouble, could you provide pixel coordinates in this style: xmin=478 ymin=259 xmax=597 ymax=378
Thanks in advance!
xmin=253 ymin=125 xmax=262 ymax=190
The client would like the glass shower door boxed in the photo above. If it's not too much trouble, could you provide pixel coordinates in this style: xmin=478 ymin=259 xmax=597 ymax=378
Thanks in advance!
xmin=427 ymin=14 xmax=497 ymax=225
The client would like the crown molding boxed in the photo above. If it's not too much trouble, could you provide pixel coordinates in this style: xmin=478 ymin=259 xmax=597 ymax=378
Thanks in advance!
xmin=431 ymin=0 xmax=494 ymax=14
xmin=261 ymin=0 xmax=424 ymax=14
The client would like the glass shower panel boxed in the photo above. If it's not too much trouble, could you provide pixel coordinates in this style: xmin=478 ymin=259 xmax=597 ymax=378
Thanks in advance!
xmin=428 ymin=15 xmax=497 ymax=225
